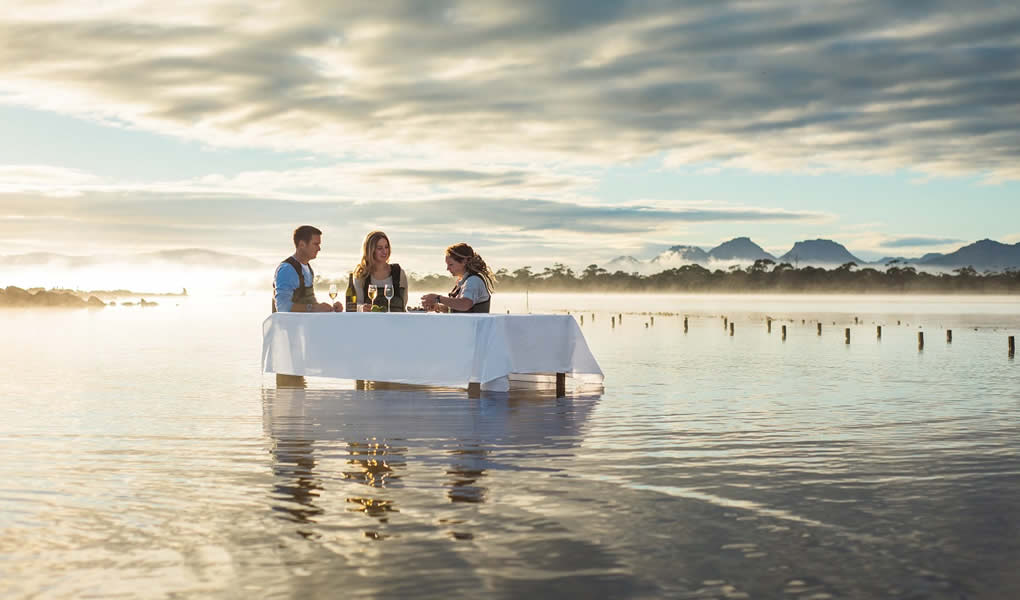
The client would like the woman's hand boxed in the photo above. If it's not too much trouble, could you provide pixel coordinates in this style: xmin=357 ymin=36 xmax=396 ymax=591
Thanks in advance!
xmin=421 ymin=293 xmax=439 ymax=310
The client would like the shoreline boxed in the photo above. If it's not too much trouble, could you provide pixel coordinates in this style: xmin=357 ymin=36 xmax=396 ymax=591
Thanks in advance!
xmin=0 ymin=286 xmax=178 ymax=308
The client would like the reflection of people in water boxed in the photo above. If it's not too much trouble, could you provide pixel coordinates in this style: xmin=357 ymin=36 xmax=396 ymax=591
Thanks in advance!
xmin=343 ymin=439 xmax=406 ymax=523
xmin=265 ymin=390 xmax=409 ymax=533
xmin=446 ymin=442 xmax=488 ymax=503
xmin=263 ymin=389 xmax=600 ymax=541
xmin=269 ymin=432 xmax=324 ymax=526
xmin=343 ymin=439 xmax=405 ymax=488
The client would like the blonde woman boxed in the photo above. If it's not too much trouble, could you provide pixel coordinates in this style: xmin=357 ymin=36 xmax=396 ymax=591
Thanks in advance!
xmin=421 ymin=243 xmax=495 ymax=313
xmin=353 ymin=231 xmax=408 ymax=312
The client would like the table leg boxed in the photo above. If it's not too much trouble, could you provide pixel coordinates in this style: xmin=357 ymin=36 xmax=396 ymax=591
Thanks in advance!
xmin=467 ymin=382 xmax=481 ymax=398
xmin=276 ymin=374 xmax=306 ymax=388
xmin=355 ymin=379 xmax=366 ymax=390
xmin=555 ymin=372 xmax=566 ymax=397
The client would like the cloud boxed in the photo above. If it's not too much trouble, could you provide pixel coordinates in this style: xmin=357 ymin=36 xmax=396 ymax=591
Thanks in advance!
xmin=881 ymin=236 xmax=964 ymax=248
xmin=1 ymin=1 xmax=1018 ymax=178
xmin=0 ymin=165 xmax=104 ymax=195
xmin=0 ymin=190 xmax=823 ymax=234
xmin=0 ymin=183 xmax=826 ymax=272
xmin=0 ymin=159 xmax=596 ymax=202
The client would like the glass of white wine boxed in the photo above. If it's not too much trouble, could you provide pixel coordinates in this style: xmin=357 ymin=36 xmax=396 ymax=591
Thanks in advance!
xmin=328 ymin=283 xmax=338 ymax=302
xmin=384 ymin=284 xmax=393 ymax=312
xmin=367 ymin=284 xmax=377 ymax=311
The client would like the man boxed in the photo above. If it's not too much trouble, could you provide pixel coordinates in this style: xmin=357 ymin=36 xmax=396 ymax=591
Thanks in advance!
xmin=273 ymin=225 xmax=340 ymax=313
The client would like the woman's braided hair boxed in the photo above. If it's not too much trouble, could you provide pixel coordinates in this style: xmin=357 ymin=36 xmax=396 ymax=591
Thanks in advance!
xmin=446 ymin=243 xmax=495 ymax=293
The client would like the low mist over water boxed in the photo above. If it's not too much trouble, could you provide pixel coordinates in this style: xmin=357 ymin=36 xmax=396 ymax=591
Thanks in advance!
xmin=1 ymin=294 xmax=1018 ymax=598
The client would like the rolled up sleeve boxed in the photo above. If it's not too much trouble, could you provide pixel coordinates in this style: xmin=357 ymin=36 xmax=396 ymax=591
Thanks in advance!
xmin=274 ymin=263 xmax=299 ymax=312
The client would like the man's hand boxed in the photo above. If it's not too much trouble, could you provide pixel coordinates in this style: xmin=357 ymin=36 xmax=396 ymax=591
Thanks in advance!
xmin=314 ymin=302 xmax=333 ymax=312
xmin=332 ymin=301 xmax=343 ymax=312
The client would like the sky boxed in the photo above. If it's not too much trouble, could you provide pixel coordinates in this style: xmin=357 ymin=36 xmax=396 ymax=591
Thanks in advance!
xmin=1 ymin=0 xmax=1019 ymax=288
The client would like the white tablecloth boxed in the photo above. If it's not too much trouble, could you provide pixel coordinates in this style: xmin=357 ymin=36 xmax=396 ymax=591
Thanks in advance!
xmin=261 ymin=313 xmax=604 ymax=389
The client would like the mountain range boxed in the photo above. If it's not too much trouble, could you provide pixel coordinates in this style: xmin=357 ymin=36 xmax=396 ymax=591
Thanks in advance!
xmin=3 ymin=240 xmax=1018 ymax=277
xmin=606 ymin=238 xmax=1020 ymax=274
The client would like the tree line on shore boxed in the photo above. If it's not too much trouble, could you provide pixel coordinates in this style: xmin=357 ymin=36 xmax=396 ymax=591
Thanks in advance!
xmin=401 ymin=260 xmax=1020 ymax=293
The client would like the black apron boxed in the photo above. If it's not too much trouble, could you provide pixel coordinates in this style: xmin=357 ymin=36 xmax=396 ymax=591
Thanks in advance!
xmin=361 ymin=263 xmax=407 ymax=312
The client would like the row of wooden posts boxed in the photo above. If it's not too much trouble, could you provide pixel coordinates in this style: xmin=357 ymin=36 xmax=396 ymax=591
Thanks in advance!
xmin=576 ymin=312 xmax=1015 ymax=357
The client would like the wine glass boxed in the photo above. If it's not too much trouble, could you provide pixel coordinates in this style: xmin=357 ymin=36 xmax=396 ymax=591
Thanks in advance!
xmin=384 ymin=284 xmax=393 ymax=312
xmin=328 ymin=283 xmax=338 ymax=301
xmin=367 ymin=284 xmax=377 ymax=311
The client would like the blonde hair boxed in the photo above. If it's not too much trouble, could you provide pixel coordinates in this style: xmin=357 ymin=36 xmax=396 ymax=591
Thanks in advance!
xmin=354 ymin=230 xmax=391 ymax=279
xmin=446 ymin=243 xmax=495 ymax=293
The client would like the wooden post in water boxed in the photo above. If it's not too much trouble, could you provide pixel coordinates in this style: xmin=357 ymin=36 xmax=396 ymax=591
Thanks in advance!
xmin=845 ymin=328 xmax=850 ymax=345
xmin=618 ymin=313 xmax=622 ymax=324
xmin=947 ymin=330 xmax=952 ymax=343
xmin=555 ymin=372 xmax=566 ymax=397
xmin=651 ymin=316 xmax=655 ymax=326
xmin=723 ymin=316 xmax=728 ymax=330
xmin=817 ymin=323 xmax=822 ymax=336
xmin=1009 ymin=336 xmax=1015 ymax=357
xmin=855 ymin=316 xmax=859 ymax=325
xmin=781 ymin=325 xmax=787 ymax=340
xmin=877 ymin=325 xmax=882 ymax=339
xmin=591 ymin=313 xmax=595 ymax=323
xmin=767 ymin=318 xmax=772 ymax=333
xmin=897 ymin=320 xmax=901 ymax=326
xmin=580 ymin=315 xmax=584 ymax=325
xmin=468 ymin=382 xmax=481 ymax=398
xmin=683 ymin=317 xmax=689 ymax=333
xmin=918 ymin=331 xmax=925 ymax=350
xmin=611 ymin=316 xmax=616 ymax=328
xmin=729 ymin=322 xmax=734 ymax=336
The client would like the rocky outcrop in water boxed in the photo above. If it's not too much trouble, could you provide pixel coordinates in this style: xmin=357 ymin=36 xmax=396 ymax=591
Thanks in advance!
xmin=120 ymin=299 xmax=158 ymax=307
xmin=0 ymin=286 xmax=106 ymax=308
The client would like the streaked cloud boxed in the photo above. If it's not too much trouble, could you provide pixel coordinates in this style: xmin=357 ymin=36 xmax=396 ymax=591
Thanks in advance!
xmin=1 ymin=1 xmax=1018 ymax=179
xmin=881 ymin=236 xmax=964 ymax=248
xmin=0 ymin=179 xmax=827 ymax=271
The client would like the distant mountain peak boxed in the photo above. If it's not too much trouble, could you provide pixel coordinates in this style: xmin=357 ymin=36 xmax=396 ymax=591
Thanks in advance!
xmin=652 ymin=245 xmax=709 ymax=264
xmin=779 ymin=239 xmax=862 ymax=265
xmin=918 ymin=238 xmax=1020 ymax=269
xmin=708 ymin=237 xmax=775 ymax=261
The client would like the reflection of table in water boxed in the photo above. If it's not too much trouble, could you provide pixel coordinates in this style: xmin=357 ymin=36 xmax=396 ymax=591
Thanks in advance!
xmin=262 ymin=313 xmax=604 ymax=396
xmin=263 ymin=386 xmax=601 ymax=521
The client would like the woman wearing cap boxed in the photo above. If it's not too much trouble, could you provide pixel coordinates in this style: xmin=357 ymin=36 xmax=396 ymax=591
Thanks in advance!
xmin=421 ymin=243 xmax=495 ymax=313
xmin=353 ymin=230 xmax=408 ymax=312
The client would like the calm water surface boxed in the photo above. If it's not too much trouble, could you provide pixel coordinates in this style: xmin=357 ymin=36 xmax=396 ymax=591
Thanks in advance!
xmin=1 ymin=294 xmax=1018 ymax=599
